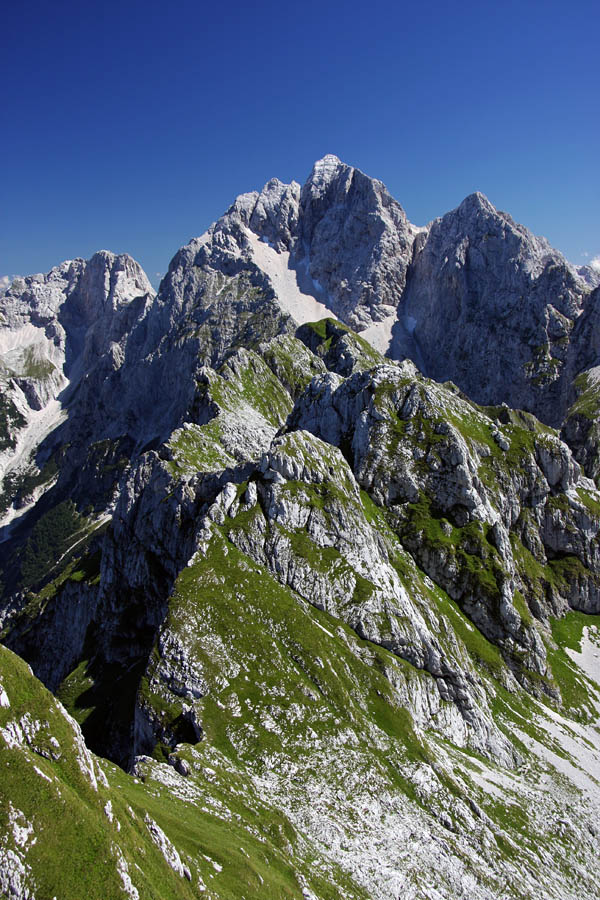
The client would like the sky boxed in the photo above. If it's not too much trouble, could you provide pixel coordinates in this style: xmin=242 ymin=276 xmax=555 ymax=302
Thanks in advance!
xmin=2 ymin=0 xmax=598 ymax=288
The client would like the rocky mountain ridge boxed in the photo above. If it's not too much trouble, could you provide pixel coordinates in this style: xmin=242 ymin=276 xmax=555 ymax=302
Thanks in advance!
xmin=2 ymin=157 xmax=600 ymax=900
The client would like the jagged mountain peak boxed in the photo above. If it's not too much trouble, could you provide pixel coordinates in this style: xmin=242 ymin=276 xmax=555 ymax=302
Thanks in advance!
xmin=578 ymin=261 xmax=600 ymax=288
xmin=70 ymin=250 xmax=155 ymax=320
xmin=441 ymin=189 xmax=535 ymax=246
xmin=440 ymin=189 xmax=579 ymax=281
xmin=455 ymin=189 xmax=496 ymax=215
xmin=154 ymin=156 xmax=600 ymax=417
xmin=3 ymin=157 xmax=600 ymax=900
xmin=311 ymin=151 xmax=343 ymax=169
xmin=301 ymin=153 xmax=404 ymax=216
xmin=179 ymin=156 xmax=416 ymax=340
xmin=1 ymin=249 xmax=154 ymax=325
xmin=0 ymin=248 xmax=156 ymax=526
xmin=302 ymin=153 xmax=349 ymax=192
xmin=303 ymin=152 xmax=348 ymax=189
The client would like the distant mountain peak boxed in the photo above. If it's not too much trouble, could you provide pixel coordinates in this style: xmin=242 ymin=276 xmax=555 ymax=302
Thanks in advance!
xmin=311 ymin=152 xmax=343 ymax=170
xmin=3 ymin=156 xmax=600 ymax=900
xmin=456 ymin=190 xmax=495 ymax=214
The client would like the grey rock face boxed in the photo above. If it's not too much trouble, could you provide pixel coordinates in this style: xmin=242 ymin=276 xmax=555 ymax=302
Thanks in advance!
xmin=0 ymin=251 xmax=153 ymax=379
xmin=3 ymin=158 xmax=600 ymax=900
xmin=159 ymin=155 xmax=418 ymax=342
xmin=0 ymin=251 xmax=155 ymax=524
xmin=226 ymin=430 xmax=513 ymax=761
xmin=561 ymin=363 xmax=600 ymax=481
xmin=287 ymin=359 xmax=600 ymax=679
xmin=296 ymin=155 xmax=417 ymax=328
xmin=393 ymin=192 xmax=594 ymax=424
xmin=177 ymin=157 xmax=600 ymax=437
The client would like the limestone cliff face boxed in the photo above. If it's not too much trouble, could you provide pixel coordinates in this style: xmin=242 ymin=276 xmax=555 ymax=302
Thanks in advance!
xmin=296 ymin=155 xmax=416 ymax=328
xmin=0 ymin=250 xmax=154 ymax=392
xmin=287 ymin=342 xmax=600 ymax=666
xmin=394 ymin=193 xmax=596 ymax=425
xmin=0 ymin=252 xmax=155 ymax=525
xmin=173 ymin=157 xmax=599 ymax=431
xmin=158 ymin=154 xmax=417 ymax=338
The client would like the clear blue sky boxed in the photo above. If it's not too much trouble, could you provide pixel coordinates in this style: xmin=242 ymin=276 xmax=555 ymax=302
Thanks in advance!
xmin=2 ymin=0 xmax=598 ymax=288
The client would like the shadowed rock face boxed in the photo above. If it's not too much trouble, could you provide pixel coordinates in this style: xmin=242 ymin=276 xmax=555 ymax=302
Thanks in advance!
xmin=392 ymin=193 xmax=597 ymax=425
xmin=0 ymin=252 xmax=155 ymax=512
xmin=296 ymin=156 xmax=416 ymax=327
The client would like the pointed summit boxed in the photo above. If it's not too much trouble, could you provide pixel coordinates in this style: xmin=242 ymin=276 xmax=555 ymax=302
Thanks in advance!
xmin=457 ymin=191 xmax=495 ymax=215
xmin=301 ymin=155 xmax=394 ymax=214
xmin=302 ymin=154 xmax=352 ymax=204
xmin=316 ymin=153 xmax=342 ymax=165
xmin=309 ymin=153 xmax=344 ymax=179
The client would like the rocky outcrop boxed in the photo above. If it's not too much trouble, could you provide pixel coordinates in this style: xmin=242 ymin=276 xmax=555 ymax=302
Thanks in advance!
xmin=296 ymin=155 xmax=417 ymax=328
xmin=0 ymin=252 xmax=155 ymax=526
xmin=0 ymin=250 xmax=154 ymax=398
xmin=3 ymin=157 xmax=600 ymax=900
xmin=392 ymin=193 xmax=595 ymax=424
xmin=560 ymin=361 xmax=600 ymax=482
xmin=287 ymin=351 xmax=600 ymax=682
xmin=152 ymin=156 xmax=600 ymax=435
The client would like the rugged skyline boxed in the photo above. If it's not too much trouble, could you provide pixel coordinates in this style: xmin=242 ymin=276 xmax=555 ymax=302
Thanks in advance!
xmin=2 ymin=155 xmax=600 ymax=899
xmin=2 ymin=0 xmax=599 ymax=286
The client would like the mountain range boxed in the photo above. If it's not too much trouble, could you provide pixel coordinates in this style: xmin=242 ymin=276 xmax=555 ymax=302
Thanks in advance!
xmin=2 ymin=155 xmax=600 ymax=900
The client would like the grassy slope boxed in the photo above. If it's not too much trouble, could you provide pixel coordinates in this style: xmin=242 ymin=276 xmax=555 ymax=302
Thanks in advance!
xmin=3 ymin=320 xmax=600 ymax=899
xmin=0 ymin=643 xmax=367 ymax=900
